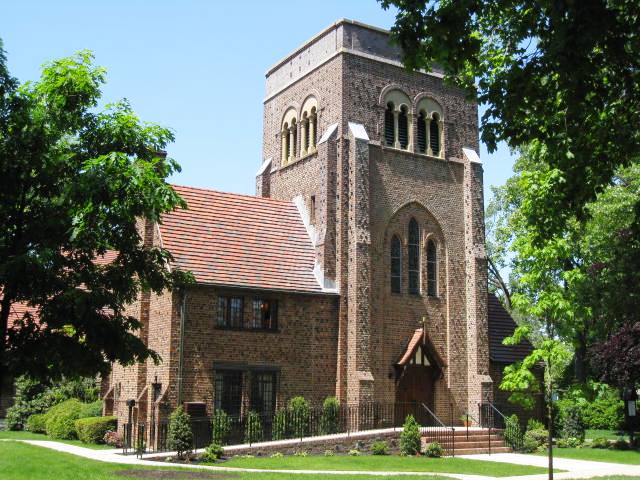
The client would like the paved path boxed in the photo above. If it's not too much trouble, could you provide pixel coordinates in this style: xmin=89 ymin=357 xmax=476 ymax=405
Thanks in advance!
xmin=6 ymin=439 xmax=640 ymax=479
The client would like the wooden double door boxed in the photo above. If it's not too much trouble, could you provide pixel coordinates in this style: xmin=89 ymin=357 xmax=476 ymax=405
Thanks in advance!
xmin=396 ymin=365 xmax=437 ymax=424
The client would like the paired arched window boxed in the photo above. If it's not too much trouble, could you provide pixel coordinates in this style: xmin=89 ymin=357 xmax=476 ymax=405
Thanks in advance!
xmin=384 ymin=102 xmax=395 ymax=146
xmin=301 ymin=97 xmax=318 ymax=156
xmin=382 ymin=90 xmax=412 ymax=150
xmin=416 ymin=97 xmax=444 ymax=158
xmin=427 ymin=239 xmax=437 ymax=297
xmin=281 ymin=98 xmax=318 ymax=167
xmin=390 ymin=235 xmax=402 ymax=294
xmin=408 ymin=218 xmax=420 ymax=294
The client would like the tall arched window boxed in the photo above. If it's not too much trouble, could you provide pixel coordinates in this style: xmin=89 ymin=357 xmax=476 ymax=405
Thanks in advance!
xmin=281 ymin=123 xmax=290 ymax=165
xmin=430 ymin=113 xmax=441 ymax=157
xmin=427 ymin=239 xmax=437 ymax=297
xmin=391 ymin=235 xmax=402 ymax=294
xmin=398 ymin=105 xmax=409 ymax=149
xmin=301 ymin=97 xmax=318 ymax=155
xmin=281 ymin=108 xmax=298 ymax=166
xmin=309 ymin=106 xmax=317 ymax=150
xmin=417 ymin=110 xmax=427 ymax=153
xmin=384 ymin=102 xmax=395 ymax=146
xmin=290 ymin=118 xmax=297 ymax=160
xmin=408 ymin=218 xmax=420 ymax=294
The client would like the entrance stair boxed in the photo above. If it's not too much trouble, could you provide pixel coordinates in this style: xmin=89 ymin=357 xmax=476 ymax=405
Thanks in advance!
xmin=422 ymin=427 xmax=511 ymax=455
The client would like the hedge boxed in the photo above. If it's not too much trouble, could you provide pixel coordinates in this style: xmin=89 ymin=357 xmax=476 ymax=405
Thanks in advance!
xmin=79 ymin=400 xmax=103 ymax=419
xmin=74 ymin=416 xmax=117 ymax=444
xmin=45 ymin=399 xmax=84 ymax=439
xmin=26 ymin=413 xmax=48 ymax=433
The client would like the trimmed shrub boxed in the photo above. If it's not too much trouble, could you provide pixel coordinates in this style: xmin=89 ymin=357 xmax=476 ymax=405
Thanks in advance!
xmin=289 ymin=396 xmax=310 ymax=438
xmin=400 ymin=414 xmax=421 ymax=456
xmin=244 ymin=410 xmax=263 ymax=444
xmin=26 ymin=413 xmax=47 ymax=433
xmin=103 ymin=430 xmax=123 ymax=448
xmin=45 ymin=399 xmax=83 ymax=439
xmin=561 ymin=404 xmax=585 ymax=441
xmin=591 ymin=437 xmax=610 ymax=449
xmin=272 ymin=408 xmax=287 ymax=440
xmin=79 ymin=400 xmax=103 ymax=419
xmin=212 ymin=410 xmax=232 ymax=445
xmin=74 ymin=416 xmax=117 ymax=444
xmin=200 ymin=443 xmax=224 ymax=462
xmin=320 ymin=396 xmax=340 ymax=435
xmin=557 ymin=437 xmax=581 ymax=448
xmin=371 ymin=440 xmax=389 ymax=455
xmin=527 ymin=418 xmax=545 ymax=431
xmin=524 ymin=428 xmax=548 ymax=450
xmin=167 ymin=406 xmax=193 ymax=459
xmin=520 ymin=435 xmax=541 ymax=453
xmin=581 ymin=398 xmax=624 ymax=430
xmin=423 ymin=442 xmax=444 ymax=458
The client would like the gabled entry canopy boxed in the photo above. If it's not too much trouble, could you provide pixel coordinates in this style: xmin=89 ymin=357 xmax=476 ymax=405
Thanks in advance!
xmin=394 ymin=328 xmax=445 ymax=380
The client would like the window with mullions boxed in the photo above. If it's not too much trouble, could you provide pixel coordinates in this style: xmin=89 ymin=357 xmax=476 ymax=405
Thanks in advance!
xmin=217 ymin=296 xmax=243 ymax=328
xmin=427 ymin=239 xmax=438 ymax=297
xmin=251 ymin=299 xmax=278 ymax=330
xmin=214 ymin=370 xmax=242 ymax=416
xmin=251 ymin=372 xmax=276 ymax=415
xmin=390 ymin=235 xmax=402 ymax=294
xmin=408 ymin=218 xmax=420 ymax=294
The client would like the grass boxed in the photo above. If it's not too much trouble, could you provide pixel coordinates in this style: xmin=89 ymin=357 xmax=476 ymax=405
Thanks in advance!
xmin=544 ymin=446 xmax=640 ymax=465
xmin=219 ymin=454 xmax=555 ymax=476
xmin=0 ymin=430 xmax=113 ymax=450
xmin=586 ymin=429 xmax=636 ymax=441
xmin=0 ymin=441 xmax=456 ymax=480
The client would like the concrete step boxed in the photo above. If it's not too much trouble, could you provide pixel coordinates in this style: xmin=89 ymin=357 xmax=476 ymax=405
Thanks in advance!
xmin=453 ymin=446 xmax=512 ymax=455
xmin=423 ymin=434 xmax=504 ymax=442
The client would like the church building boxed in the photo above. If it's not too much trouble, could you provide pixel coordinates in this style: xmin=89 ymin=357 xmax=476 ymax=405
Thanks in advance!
xmin=101 ymin=19 xmax=534 ymax=437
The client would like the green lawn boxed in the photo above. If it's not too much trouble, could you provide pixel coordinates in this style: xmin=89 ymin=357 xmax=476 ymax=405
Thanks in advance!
xmin=0 ymin=441 xmax=454 ymax=480
xmin=219 ymin=454 xmax=554 ymax=476
xmin=544 ymin=447 xmax=640 ymax=465
xmin=0 ymin=430 xmax=113 ymax=450
xmin=586 ymin=429 xmax=636 ymax=441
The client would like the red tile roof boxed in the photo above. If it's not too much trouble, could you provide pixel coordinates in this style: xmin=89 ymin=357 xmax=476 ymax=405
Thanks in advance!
xmin=160 ymin=185 xmax=324 ymax=294
xmin=396 ymin=328 xmax=446 ymax=369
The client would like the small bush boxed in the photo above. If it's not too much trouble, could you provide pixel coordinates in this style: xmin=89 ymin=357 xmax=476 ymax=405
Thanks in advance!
xmin=527 ymin=418 xmax=545 ymax=431
xmin=581 ymin=398 xmax=624 ymax=430
xmin=200 ymin=443 xmax=224 ymax=462
xmin=244 ymin=410 xmax=263 ymax=444
xmin=26 ymin=414 xmax=47 ymax=433
xmin=74 ymin=416 xmax=117 ymax=444
xmin=270 ymin=452 xmax=284 ymax=458
xmin=504 ymin=414 xmax=523 ymax=450
xmin=524 ymin=428 xmax=548 ymax=449
xmin=271 ymin=409 xmax=287 ymax=440
xmin=289 ymin=396 xmax=310 ymax=438
xmin=423 ymin=442 xmax=444 ymax=458
xmin=520 ymin=435 xmax=541 ymax=453
xmin=103 ymin=430 xmax=123 ymax=448
xmin=591 ymin=437 xmax=610 ymax=449
xmin=167 ymin=406 xmax=193 ymax=459
xmin=561 ymin=404 xmax=585 ymax=441
xmin=557 ymin=437 xmax=581 ymax=448
xmin=320 ymin=396 xmax=340 ymax=435
xmin=79 ymin=400 xmax=103 ymax=419
xmin=348 ymin=449 xmax=360 ymax=456
xmin=371 ymin=440 xmax=389 ymax=455
xmin=212 ymin=410 xmax=232 ymax=445
xmin=45 ymin=399 xmax=83 ymax=439
xmin=324 ymin=449 xmax=335 ymax=456
xmin=400 ymin=415 xmax=421 ymax=456
xmin=293 ymin=450 xmax=308 ymax=457
xmin=612 ymin=438 xmax=630 ymax=450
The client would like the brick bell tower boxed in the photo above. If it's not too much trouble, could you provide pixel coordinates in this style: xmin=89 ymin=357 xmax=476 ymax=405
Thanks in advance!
xmin=256 ymin=19 xmax=492 ymax=418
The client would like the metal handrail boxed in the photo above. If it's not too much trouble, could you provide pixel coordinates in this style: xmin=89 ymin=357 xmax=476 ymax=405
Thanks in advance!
xmin=421 ymin=403 xmax=447 ymax=427
xmin=421 ymin=403 xmax=455 ymax=457
xmin=481 ymin=401 xmax=524 ymax=452
xmin=462 ymin=411 xmax=480 ymax=441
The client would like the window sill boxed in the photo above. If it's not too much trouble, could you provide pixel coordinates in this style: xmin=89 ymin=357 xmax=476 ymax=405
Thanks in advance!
xmin=276 ymin=150 xmax=318 ymax=171
xmin=380 ymin=144 xmax=446 ymax=161
xmin=214 ymin=326 xmax=280 ymax=334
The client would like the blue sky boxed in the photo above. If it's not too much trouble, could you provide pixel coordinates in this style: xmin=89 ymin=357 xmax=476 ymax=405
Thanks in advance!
xmin=1 ymin=0 xmax=514 ymax=202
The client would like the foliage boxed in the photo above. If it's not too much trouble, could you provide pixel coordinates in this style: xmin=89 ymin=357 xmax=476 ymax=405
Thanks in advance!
xmin=527 ymin=419 xmax=545 ymax=431
xmin=25 ymin=414 xmax=47 ymax=434
xmin=423 ymin=442 xmax=444 ymax=458
xmin=581 ymin=398 xmax=624 ymax=431
xmin=0 ymin=45 xmax=193 ymax=383
xmin=380 ymin=0 xmax=640 ymax=238
xmin=293 ymin=450 xmax=308 ymax=457
xmin=591 ymin=437 xmax=611 ymax=449
xmin=270 ymin=452 xmax=283 ymax=458
xmin=243 ymin=410 xmax=263 ymax=444
xmin=323 ymin=449 xmax=335 ymax=456
xmin=79 ymin=400 xmax=103 ymax=419
xmin=400 ymin=414 xmax=421 ymax=456
xmin=74 ymin=416 xmax=117 ymax=444
xmin=371 ymin=440 xmax=389 ymax=455
xmin=103 ymin=430 xmax=122 ymax=448
xmin=524 ymin=429 xmax=548 ymax=449
xmin=591 ymin=322 xmax=640 ymax=390
xmin=519 ymin=434 xmax=541 ymax=454
xmin=200 ymin=443 xmax=224 ymax=462
xmin=211 ymin=410 xmax=232 ymax=445
xmin=271 ymin=408 xmax=287 ymax=441
xmin=504 ymin=414 xmax=523 ymax=450
xmin=45 ymin=399 xmax=83 ymax=439
xmin=167 ymin=407 xmax=192 ymax=460
xmin=288 ymin=396 xmax=310 ymax=438
xmin=557 ymin=437 xmax=582 ymax=448
xmin=6 ymin=376 xmax=98 ymax=430
xmin=612 ymin=438 xmax=630 ymax=450
xmin=561 ymin=404 xmax=585 ymax=441
xmin=348 ymin=449 xmax=360 ymax=456
xmin=319 ymin=396 xmax=340 ymax=435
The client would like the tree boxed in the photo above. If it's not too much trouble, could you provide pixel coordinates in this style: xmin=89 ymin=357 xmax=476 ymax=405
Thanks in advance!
xmin=379 ymin=0 xmax=640 ymax=237
xmin=0 ymin=43 xmax=192 ymax=387
xmin=590 ymin=322 xmax=640 ymax=394
xmin=167 ymin=406 xmax=193 ymax=459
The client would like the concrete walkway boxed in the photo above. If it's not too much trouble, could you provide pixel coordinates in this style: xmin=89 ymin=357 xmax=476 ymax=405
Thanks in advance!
xmin=7 ymin=439 xmax=640 ymax=480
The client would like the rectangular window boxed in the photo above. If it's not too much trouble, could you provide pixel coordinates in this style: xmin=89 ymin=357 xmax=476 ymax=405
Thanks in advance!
xmin=251 ymin=299 xmax=278 ymax=330
xmin=217 ymin=296 xmax=244 ymax=328
xmin=214 ymin=370 xmax=242 ymax=416
xmin=251 ymin=372 xmax=276 ymax=415
xmin=310 ymin=196 xmax=316 ymax=225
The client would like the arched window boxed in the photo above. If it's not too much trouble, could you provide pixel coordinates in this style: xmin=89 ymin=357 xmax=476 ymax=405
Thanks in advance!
xmin=398 ymin=105 xmax=409 ymax=149
xmin=390 ymin=235 xmax=402 ymax=294
xmin=408 ymin=218 xmax=420 ymax=294
xmin=430 ymin=113 xmax=440 ymax=157
xmin=417 ymin=110 xmax=427 ymax=153
xmin=301 ymin=97 xmax=318 ymax=155
xmin=301 ymin=112 xmax=309 ymax=156
xmin=281 ymin=108 xmax=298 ymax=166
xmin=290 ymin=118 xmax=297 ymax=159
xmin=427 ymin=239 xmax=437 ymax=297
xmin=384 ymin=102 xmax=395 ymax=146
xmin=309 ymin=106 xmax=317 ymax=150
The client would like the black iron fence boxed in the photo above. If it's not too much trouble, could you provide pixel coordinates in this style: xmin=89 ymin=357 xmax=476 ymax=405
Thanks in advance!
xmin=479 ymin=401 xmax=524 ymax=452
xmin=122 ymin=401 xmax=455 ymax=456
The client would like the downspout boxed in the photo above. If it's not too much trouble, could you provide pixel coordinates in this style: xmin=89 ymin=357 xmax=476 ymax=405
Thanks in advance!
xmin=177 ymin=288 xmax=188 ymax=406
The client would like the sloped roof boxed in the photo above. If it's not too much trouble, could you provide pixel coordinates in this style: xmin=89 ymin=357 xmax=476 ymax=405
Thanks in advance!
xmin=488 ymin=293 xmax=534 ymax=363
xmin=396 ymin=328 xmax=445 ymax=369
xmin=159 ymin=185 xmax=324 ymax=294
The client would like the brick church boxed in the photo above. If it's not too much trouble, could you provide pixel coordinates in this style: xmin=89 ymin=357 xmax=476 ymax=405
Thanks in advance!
xmin=100 ymin=19 xmax=534 ymax=432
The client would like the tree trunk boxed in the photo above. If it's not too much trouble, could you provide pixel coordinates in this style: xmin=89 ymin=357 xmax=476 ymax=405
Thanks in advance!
xmin=0 ymin=294 xmax=11 ymax=422
xmin=547 ymin=355 xmax=554 ymax=480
